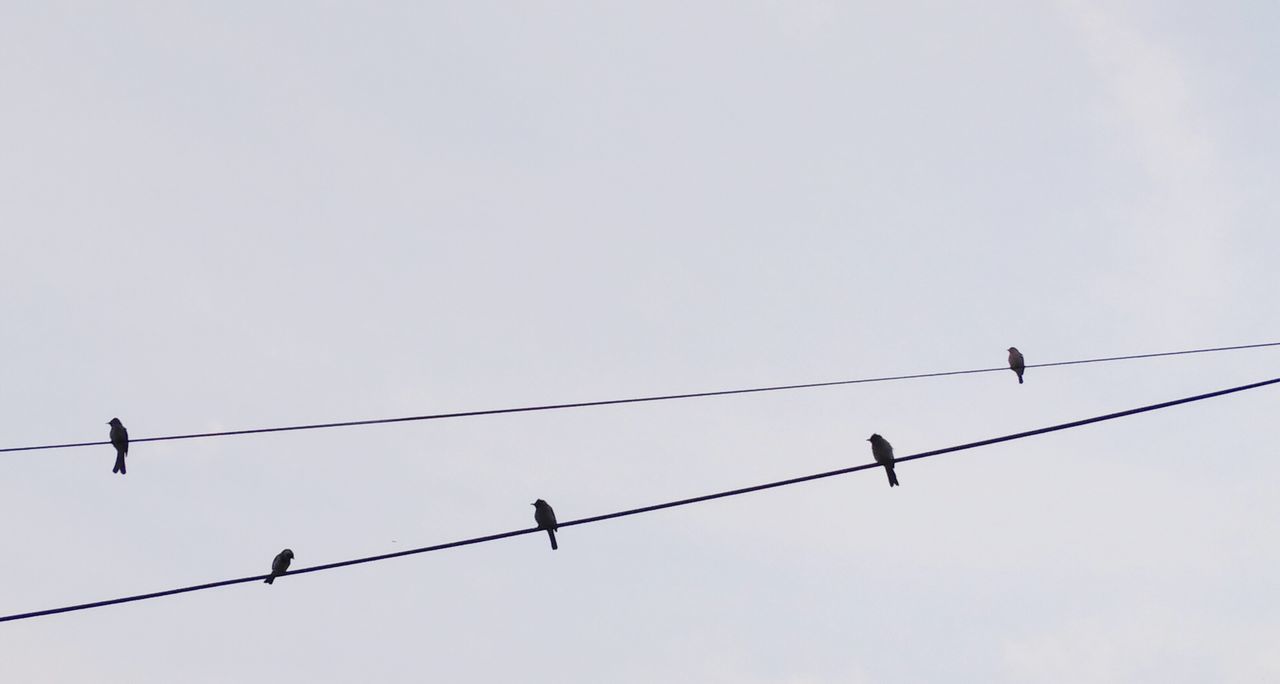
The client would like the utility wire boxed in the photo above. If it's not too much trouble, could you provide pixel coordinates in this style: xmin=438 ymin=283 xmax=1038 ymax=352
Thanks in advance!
xmin=4 ymin=375 xmax=1276 ymax=624
xmin=3 ymin=341 xmax=1278 ymax=455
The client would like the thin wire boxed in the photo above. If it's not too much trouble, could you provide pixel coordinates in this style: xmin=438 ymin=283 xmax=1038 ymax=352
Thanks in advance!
xmin=4 ymin=375 xmax=1276 ymax=624
xmin=3 ymin=341 xmax=1278 ymax=455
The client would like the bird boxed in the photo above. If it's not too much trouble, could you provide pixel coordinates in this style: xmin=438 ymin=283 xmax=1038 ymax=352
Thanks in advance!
xmin=532 ymin=499 xmax=559 ymax=550
xmin=868 ymin=433 xmax=899 ymax=487
xmin=264 ymin=549 xmax=294 ymax=584
xmin=1007 ymin=347 xmax=1026 ymax=384
xmin=107 ymin=418 xmax=128 ymax=475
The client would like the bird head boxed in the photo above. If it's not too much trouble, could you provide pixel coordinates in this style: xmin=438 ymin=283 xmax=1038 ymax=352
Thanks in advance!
xmin=281 ymin=549 xmax=294 ymax=559
xmin=107 ymin=418 xmax=122 ymax=427
xmin=1008 ymin=347 xmax=1019 ymax=353
xmin=532 ymin=499 xmax=547 ymax=507
xmin=867 ymin=433 xmax=881 ymax=442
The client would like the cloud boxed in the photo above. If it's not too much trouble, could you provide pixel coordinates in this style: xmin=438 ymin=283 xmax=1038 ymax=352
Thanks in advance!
xmin=1057 ymin=1 xmax=1239 ymax=334
xmin=1000 ymin=612 xmax=1280 ymax=682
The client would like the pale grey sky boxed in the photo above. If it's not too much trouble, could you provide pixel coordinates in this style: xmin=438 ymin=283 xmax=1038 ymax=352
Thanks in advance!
xmin=2 ymin=2 xmax=1279 ymax=682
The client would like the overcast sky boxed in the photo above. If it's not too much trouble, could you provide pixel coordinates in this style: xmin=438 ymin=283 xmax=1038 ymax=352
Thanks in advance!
xmin=2 ymin=2 xmax=1279 ymax=682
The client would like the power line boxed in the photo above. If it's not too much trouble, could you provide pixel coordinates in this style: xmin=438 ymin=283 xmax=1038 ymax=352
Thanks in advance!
xmin=4 ymin=374 xmax=1276 ymax=624
xmin=3 ymin=341 xmax=1278 ymax=455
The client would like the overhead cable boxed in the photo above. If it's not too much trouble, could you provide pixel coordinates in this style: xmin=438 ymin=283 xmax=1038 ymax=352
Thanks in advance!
xmin=3 ymin=341 xmax=1277 ymax=455
xmin=3 ymin=375 xmax=1275 ymax=624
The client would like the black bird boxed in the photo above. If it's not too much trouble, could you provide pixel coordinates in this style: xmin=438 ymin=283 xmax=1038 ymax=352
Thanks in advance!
xmin=532 ymin=499 xmax=559 ymax=550
xmin=264 ymin=549 xmax=294 ymax=585
xmin=108 ymin=418 xmax=128 ymax=475
xmin=868 ymin=433 xmax=899 ymax=487
xmin=1008 ymin=347 xmax=1026 ymax=385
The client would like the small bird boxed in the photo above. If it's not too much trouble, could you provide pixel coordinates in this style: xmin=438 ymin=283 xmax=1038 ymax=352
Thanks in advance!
xmin=264 ymin=548 xmax=294 ymax=585
xmin=868 ymin=433 xmax=899 ymax=487
xmin=107 ymin=418 xmax=129 ymax=475
xmin=532 ymin=499 xmax=559 ymax=550
xmin=1008 ymin=347 xmax=1026 ymax=385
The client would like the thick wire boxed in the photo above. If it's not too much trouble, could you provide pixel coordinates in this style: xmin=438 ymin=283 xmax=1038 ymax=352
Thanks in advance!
xmin=3 ymin=341 xmax=1278 ymax=455
xmin=3 ymin=375 xmax=1276 ymax=624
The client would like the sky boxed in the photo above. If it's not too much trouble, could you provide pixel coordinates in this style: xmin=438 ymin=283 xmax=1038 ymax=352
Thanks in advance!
xmin=2 ymin=1 xmax=1279 ymax=681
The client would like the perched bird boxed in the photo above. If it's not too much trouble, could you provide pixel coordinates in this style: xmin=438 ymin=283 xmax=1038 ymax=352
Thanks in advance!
xmin=1008 ymin=347 xmax=1025 ymax=384
xmin=868 ymin=433 xmax=899 ymax=487
xmin=532 ymin=499 xmax=559 ymax=550
xmin=108 ymin=418 xmax=129 ymax=475
xmin=264 ymin=549 xmax=294 ymax=585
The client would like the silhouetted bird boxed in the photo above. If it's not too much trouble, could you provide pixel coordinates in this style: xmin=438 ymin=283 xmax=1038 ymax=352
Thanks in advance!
xmin=1008 ymin=347 xmax=1026 ymax=385
xmin=532 ymin=499 xmax=559 ymax=550
xmin=108 ymin=418 xmax=128 ymax=475
xmin=868 ymin=433 xmax=899 ymax=487
xmin=265 ymin=549 xmax=294 ymax=585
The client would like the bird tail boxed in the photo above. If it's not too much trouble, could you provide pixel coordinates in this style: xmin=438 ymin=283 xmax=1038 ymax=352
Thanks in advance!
xmin=1018 ymin=372 xmax=1024 ymax=384
xmin=886 ymin=466 xmax=899 ymax=487
xmin=547 ymin=529 xmax=558 ymax=551
xmin=264 ymin=575 xmax=275 ymax=585
xmin=113 ymin=452 xmax=126 ymax=475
